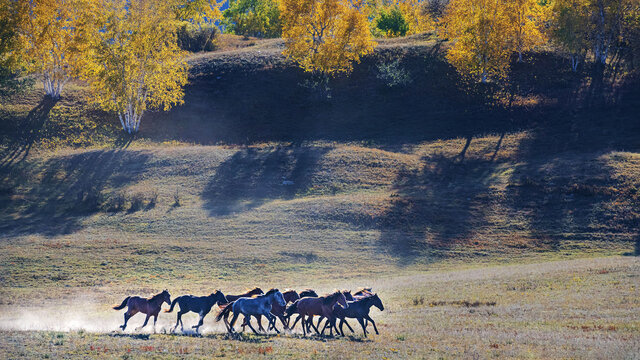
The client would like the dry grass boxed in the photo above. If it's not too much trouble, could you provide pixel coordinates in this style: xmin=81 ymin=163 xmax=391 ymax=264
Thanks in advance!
xmin=0 ymin=256 xmax=637 ymax=359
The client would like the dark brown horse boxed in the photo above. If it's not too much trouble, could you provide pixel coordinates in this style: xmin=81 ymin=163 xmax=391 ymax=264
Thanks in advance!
xmin=322 ymin=293 xmax=384 ymax=337
xmin=218 ymin=287 xmax=264 ymax=332
xmin=113 ymin=290 xmax=171 ymax=332
xmin=165 ymin=290 xmax=228 ymax=333
xmin=284 ymin=291 xmax=348 ymax=336
xmin=264 ymin=289 xmax=300 ymax=332
xmin=303 ymin=290 xmax=354 ymax=333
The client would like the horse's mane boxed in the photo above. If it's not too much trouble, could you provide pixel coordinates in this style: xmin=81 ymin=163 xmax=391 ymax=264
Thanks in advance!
xmin=264 ymin=288 xmax=279 ymax=296
xmin=322 ymin=291 xmax=343 ymax=305
xmin=354 ymin=288 xmax=373 ymax=296
xmin=283 ymin=289 xmax=297 ymax=295
xmin=149 ymin=290 xmax=167 ymax=301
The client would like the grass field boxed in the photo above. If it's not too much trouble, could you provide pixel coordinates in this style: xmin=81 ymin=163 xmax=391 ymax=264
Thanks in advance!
xmin=1 ymin=34 xmax=639 ymax=359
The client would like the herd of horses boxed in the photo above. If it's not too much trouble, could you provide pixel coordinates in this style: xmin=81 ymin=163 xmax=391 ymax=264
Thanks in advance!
xmin=112 ymin=287 xmax=384 ymax=337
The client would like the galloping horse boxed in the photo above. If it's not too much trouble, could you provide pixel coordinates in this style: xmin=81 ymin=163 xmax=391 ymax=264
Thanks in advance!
xmin=165 ymin=290 xmax=228 ymax=333
xmin=302 ymin=290 xmax=354 ymax=333
xmin=262 ymin=289 xmax=299 ymax=332
xmin=218 ymin=287 xmax=265 ymax=332
xmin=113 ymin=290 xmax=171 ymax=332
xmin=216 ymin=289 xmax=286 ymax=334
xmin=323 ymin=293 xmax=384 ymax=337
xmin=285 ymin=291 xmax=348 ymax=336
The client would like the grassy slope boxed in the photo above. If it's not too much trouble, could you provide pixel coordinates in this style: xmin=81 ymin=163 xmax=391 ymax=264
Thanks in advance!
xmin=1 ymin=34 xmax=639 ymax=358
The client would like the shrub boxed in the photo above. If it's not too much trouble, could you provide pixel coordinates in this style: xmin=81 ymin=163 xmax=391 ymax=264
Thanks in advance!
xmin=128 ymin=192 xmax=145 ymax=212
xmin=177 ymin=24 xmax=218 ymax=52
xmin=377 ymin=58 xmax=413 ymax=87
xmin=375 ymin=6 xmax=410 ymax=38
xmin=104 ymin=191 xmax=127 ymax=212
xmin=222 ymin=0 xmax=282 ymax=38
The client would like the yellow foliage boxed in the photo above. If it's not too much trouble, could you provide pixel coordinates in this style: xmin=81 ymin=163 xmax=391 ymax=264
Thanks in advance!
xmin=172 ymin=0 xmax=223 ymax=27
xmin=505 ymin=0 xmax=548 ymax=62
xmin=397 ymin=0 xmax=434 ymax=35
xmin=19 ymin=0 xmax=91 ymax=98
xmin=441 ymin=0 xmax=512 ymax=82
xmin=82 ymin=0 xmax=189 ymax=134
xmin=280 ymin=0 xmax=376 ymax=75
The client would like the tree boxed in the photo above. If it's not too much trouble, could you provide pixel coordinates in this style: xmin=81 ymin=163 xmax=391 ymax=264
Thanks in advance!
xmin=173 ymin=0 xmax=223 ymax=28
xmin=280 ymin=0 xmax=376 ymax=76
xmin=397 ymin=0 xmax=435 ymax=35
xmin=441 ymin=0 xmax=511 ymax=82
xmin=19 ymin=0 xmax=90 ymax=99
xmin=505 ymin=0 xmax=548 ymax=62
xmin=83 ymin=0 xmax=189 ymax=134
xmin=0 ymin=0 xmax=29 ymax=96
xmin=376 ymin=6 xmax=410 ymax=36
xmin=223 ymin=0 xmax=283 ymax=38
xmin=551 ymin=0 xmax=590 ymax=71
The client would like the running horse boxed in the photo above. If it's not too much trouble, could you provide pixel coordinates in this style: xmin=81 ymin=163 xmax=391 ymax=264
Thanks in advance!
xmin=216 ymin=289 xmax=286 ymax=334
xmin=165 ymin=290 xmax=228 ymax=333
xmin=322 ymin=293 xmax=384 ymax=337
xmin=218 ymin=287 xmax=264 ymax=332
xmin=113 ymin=290 xmax=171 ymax=332
xmin=284 ymin=291 xmax=349 ymax=336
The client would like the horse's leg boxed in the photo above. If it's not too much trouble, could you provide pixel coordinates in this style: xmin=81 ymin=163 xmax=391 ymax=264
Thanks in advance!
xmin=309 ymin=316 xmax=320 ymax=334
xmin=300 ymin=315 xmax=306 ymax=336
xmin=356 ymin=317 xmax=368 ymax=337
xmin=316 ymin=316 xmax=324 ymax=334
xmin=228 ymin=312 xmax=240 ymax=333
xmin=120 ymin=312 xmax=132 ymax=331
xmin=290 ymin=315 xmax=302 ymax=331
xmin=153 ymin=313 xmax=158 ymax=334
xmin=137 ymin=314 xmax=151 ymax=331
xmin=244 ymin=315 xmax=259 ymax=334
xmin=365 ymin=315 xmax=379 ymax=335
xmin=193 ymin=311 xmax=205 ymax=333
xmin=256 ymin=314 xmax=265 ymax=333
xmin=264 ymin=312 xmax=279 ymax=334
xmin=342 ymin=319 xmax=355 ymax=334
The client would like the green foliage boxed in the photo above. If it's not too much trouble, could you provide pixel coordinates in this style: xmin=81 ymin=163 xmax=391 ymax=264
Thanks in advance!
xmin=223 ymin=0 xmax=282 ymax=38
xmin=375 ymin=6 xmax=410 ymax=37
xmin=177 ymin=23 xmax=219 ymax=52
xmin=377 ymin=58 xmax=412 ymax=87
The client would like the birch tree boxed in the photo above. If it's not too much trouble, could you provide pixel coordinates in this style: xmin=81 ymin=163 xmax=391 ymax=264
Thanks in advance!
xmin=441 ymin=0 xmax=511 ymax=82
xmin=19 ymin=0 xmax=90 ymax=99
xmin=280 ymin=0 xmax=376 ymax=76
xmin=83 ymin=0 xmax=189 ymax=134
xmin=505 ymin=0 xmax=548 ymax=63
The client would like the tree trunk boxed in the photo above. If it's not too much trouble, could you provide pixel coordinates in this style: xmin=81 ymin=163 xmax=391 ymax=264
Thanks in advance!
xmin=118 ymin=103 xmax=145 ymax=134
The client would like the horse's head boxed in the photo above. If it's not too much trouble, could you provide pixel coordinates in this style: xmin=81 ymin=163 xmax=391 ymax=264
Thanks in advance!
xmin=342 ymin=290 xmax=355 ymax=301
xmin=162 ymin=289 xmax=171 ymax=306
xmin=249 ymin=287 xmax=264 ymax=296
xmin=266 ymin=289 xmax=287 ymax=307
xmin=283 ymin=290 xmax=300 ymax=303
xmin=337 ymin=291 xmax=349 ymax=309
xmin=372 ymin=294 xmax=384 ymax=311
xmin=211 ymin=290 xmax=228 ymax=305
xmin=299 ymin=289 xmax=318 ymax=298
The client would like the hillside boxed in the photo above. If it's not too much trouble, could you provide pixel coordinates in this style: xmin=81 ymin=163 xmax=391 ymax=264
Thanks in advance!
xmin=0 ymin=34 xmax=639 ymax=359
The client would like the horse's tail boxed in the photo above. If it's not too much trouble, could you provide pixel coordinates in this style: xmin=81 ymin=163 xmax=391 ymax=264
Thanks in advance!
xmin=165 ymin=297 xmax=179 ymax=313
xmin=113 ymin=296 xmax=130 ymax=310
xmin=284 ymin=300 xmax=298 ymax=318
xmin=216 ymin=301 xmax=234 ymax=322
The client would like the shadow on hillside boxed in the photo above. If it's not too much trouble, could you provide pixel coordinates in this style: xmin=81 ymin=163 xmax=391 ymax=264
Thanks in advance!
xmin=147 ymin=45 xmax=519 ymax=147
xmin=377 ymin=152 xmax=503 ymax=266
xmin=0 ymin=97 xmax=57 ymax=170
xmin=504 ymin=82 xmax=640 ymax=250
xmin=0 ymin=150 xmax=151 ymax=237
xmin=202 ymin=146 xmax=329 ymax=215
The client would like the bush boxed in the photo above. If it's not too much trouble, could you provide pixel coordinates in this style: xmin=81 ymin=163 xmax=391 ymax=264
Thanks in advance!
xmin=104 ymin=191 xmax=127 ymax=212
xmin=177 ymin=24 xmax=218 ymax=52
xmin=377 ymin=58 xmax=413 ymax=87
xmin=222 ymin=0 xmax=282 ymax=38
xmin=375 ymin=6 xmax=410 ymax=38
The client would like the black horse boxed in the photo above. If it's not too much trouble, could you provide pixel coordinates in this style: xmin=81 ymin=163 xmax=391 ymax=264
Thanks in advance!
xmin=165 ymin=290 xmax=228 ymax=333
xmin=322 ymin=293 xmax=384 ymax=337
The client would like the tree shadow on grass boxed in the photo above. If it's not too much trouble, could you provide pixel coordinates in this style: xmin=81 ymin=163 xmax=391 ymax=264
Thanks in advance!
xmin=202 ymin=145 xmax=329 ymax=216
xmin=0 ymin=150 xmax=151 ymax=237
xmin=377 ymin=152 xmax=505 ymax=266
xmin=0 ymin=97 xmax=57 ymax=170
